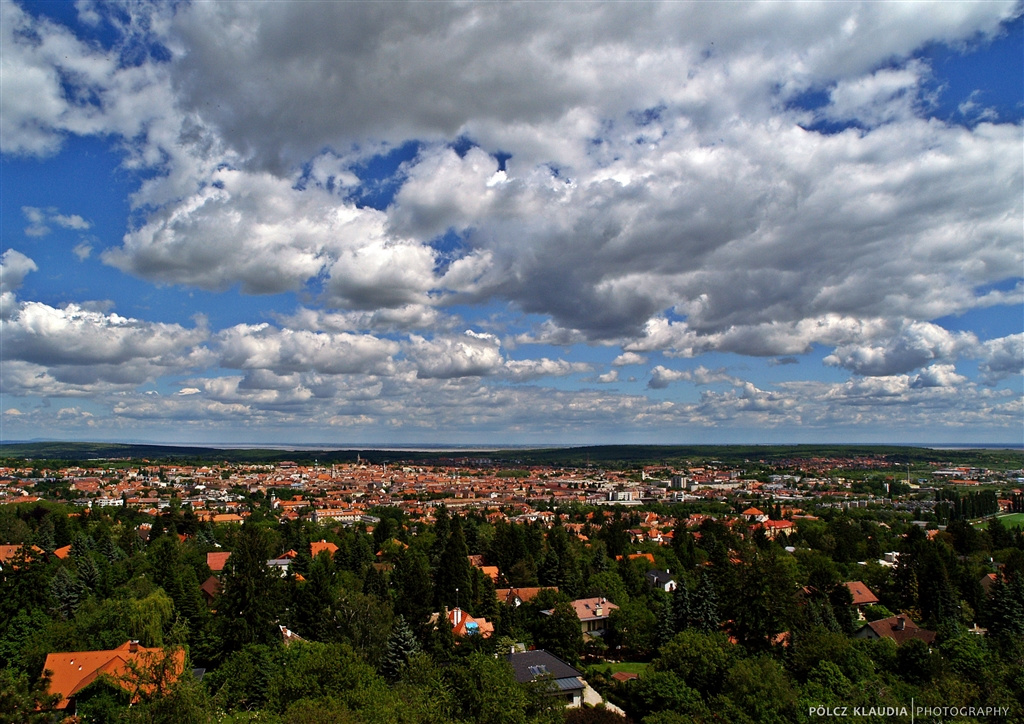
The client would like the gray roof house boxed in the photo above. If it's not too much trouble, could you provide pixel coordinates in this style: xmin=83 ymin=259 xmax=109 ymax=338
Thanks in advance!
xmin=506 ymin=650 xmax=585 ymax=708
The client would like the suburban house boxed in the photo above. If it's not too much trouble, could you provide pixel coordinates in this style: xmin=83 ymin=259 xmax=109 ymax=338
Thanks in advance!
xmin=741 ymin=507 xmax=768 ymax=523
xmin=495 ymin=586 xmax=558 ymax=607
xmin=428 ymin=607 xmax=494 ymax=638
xmin=645 ymin=569 xmax=677 ymax=592
xmin=843 ymin=581 xmax=880 ymax=620
xmin=759 ymin=519 xmax=795 ymax=539
xmin=41 ymin=641 xmax=186 ymax=713
xmin=544 ymin=597 xmax=620 ymax=637
xmin=199 ymin=575 xmax=221 ymax=606
xmin=310 ymin=540 xmax=339 ymax=558
xmin=506 ymin=649 xmax=586 ymax=708
xmin=0 ymin=544 xmax=44 ymax=573
xmin=979 ymin=572 xmax=1000 ymax=596
xmin=206 ymin=551 xmax=231 ymax=573
xmin=854 ymin=615 xmax=936 ymax=646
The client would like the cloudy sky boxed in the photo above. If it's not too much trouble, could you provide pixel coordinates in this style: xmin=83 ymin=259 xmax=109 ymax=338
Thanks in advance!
xmin=1 ymin=1 xmax=1022 ymax=446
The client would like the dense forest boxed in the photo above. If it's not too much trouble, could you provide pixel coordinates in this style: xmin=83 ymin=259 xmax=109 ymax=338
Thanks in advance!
xmin=1 ymin=495 xmax=1023 ymax=723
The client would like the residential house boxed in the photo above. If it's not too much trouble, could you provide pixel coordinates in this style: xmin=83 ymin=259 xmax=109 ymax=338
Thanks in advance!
xmin=429 ymin=607 xmax=494 ymax=638
xmin=741 ymin=507 xmax=768 ymax=523
xmin=310 ymin=540 xmax=339 ymax=559
xmin=41 ymin=641 xmax=186 ymax=713
xmin=505 ymin=650 xmax=585 ymax=708
xmin=645 ymin=569 xmax=677 ymax=592
xmin=979 ymin=572 xmax=1000 ymax=596
xmin=206 ymin=551 xmax=231 ymax=573
xmin=843 ymin=581 xmax=880 ymax=620
xmin=495 ymin=586 xmax=558 ymax=607
xmin=199 ymin=575 xmax=220 ymax=607
xmin=545 ymin=597 xmax=620 ymax=638
xmin=854 ymin=615 xmax=936 ymax=646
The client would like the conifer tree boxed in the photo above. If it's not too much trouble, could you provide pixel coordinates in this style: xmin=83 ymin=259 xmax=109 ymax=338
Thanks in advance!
xmin=49 ymin=567 xmax=84 ymax=619
xmin=436 ymin=517 xmax=473 ymax=610
xmin=672 ymin=578 xmax=692 ymax=631
xmin=380 ymin=615 xmax=420 ymax=682
xmin=657 ymin=599 xmax=677 ymax=649
xmin=217 ymin=523 xmax=282 ymax=651
xmin=987 ymin=574 xmax=1024 ymax=644
xmin=692 ymin=571 xmax=719 ymax=633
xmin=393 ymin=548 xmax=434 ymax=635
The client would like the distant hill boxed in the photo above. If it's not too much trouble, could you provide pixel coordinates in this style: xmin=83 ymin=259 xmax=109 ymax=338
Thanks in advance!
xmin=1 ymin=441 xmax=1021 ymax=468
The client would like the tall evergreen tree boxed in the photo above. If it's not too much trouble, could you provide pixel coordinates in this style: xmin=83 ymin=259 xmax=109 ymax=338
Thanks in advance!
xmin=217 ymin=524 xmax=282 ymax=652
xmin=49 ymin=567 xmax=84 ymax=620
xmin=986 ymin=574 xmax=1024 ymax=645
xmin=393 ymin=548 xmax=434 ymax=633
xmin=672 ymin=578 xmax=692 ymax=631
xmin=380 ymin=615 xmax=420 ymax=682
xmin=692 ymin=571 xmax=719 ymax=633
xmin=435 ymin=517 xmax=473 ymax=610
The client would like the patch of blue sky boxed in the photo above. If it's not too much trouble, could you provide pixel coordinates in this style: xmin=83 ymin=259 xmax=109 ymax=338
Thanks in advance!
xmin=429 ymin=228 xmax=467 ymax=275
xmin=789 ymin=14 xmax=1022 ymax=134
xmin=23 ymin=0 xmax=172 ymax=66
xmin=345 ymin=140 xmax=421 ymax=210
xmin=915 ymin=13 xmax=1023 ymax=124
xmin=934 ymin=297 xmax=1023 ymax=341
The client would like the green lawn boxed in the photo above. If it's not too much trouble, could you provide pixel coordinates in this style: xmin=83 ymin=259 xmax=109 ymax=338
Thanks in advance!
xmin=995 ymin=513 xmax=1024 ymax=530
xmin=973 ymin=512 xmax=1024 ymax=530
xmin=606 ymin=662 xmax=650 ymax=675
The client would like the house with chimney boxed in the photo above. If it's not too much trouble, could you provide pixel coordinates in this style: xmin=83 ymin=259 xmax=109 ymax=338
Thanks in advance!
xmin=544 ymin=597 xmax=620 ymax=637
xmin=41 ymin=641 xmax=186 ymax=714
xmin=854 ymin=615 xmax=936 ymax=646
xmin=428 ymin=607 xmax=494 ymax=638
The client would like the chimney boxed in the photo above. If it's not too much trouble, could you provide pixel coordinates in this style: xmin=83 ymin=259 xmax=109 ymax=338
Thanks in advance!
xmin=896 ymin=617 xmax=905 ymax=631
xmin=129 ymin=640 xmax=139 ymax=653
xmin=453 ymin=608 xmax=462 ymax=626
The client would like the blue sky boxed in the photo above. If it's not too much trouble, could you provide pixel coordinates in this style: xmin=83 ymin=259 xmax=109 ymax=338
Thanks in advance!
xmin=1 ymin=0 xmax=1021 ymax=446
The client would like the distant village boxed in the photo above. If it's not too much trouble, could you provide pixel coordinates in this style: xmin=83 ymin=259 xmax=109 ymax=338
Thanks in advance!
xmin=2 ymin=453 xmax=1022 ymax=533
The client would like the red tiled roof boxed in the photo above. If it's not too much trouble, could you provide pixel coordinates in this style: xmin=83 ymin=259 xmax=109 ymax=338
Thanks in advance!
xmin=310 ymin=540 xmax=338 ymax=558
xmin=207 ymin=551 xmax=231 ymax=572
xmin=859 ymin=615 xmax=936 ymax=646
xmin=844 ymin=581 xmax=880 ymax=607
xmin=42 ymin=641 xmax=186 ymax=709
xmin=495 ymin=586 xmax=557 ymax=605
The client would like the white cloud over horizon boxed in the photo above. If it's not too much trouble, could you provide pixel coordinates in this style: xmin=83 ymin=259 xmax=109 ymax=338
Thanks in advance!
xmin=0 ymin=0 xmax=1020 ymax=443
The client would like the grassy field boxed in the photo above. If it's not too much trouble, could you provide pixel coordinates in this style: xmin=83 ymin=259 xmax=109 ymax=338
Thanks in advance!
xmin=605 ymin=662 xmax=650 ymax=676
xmin=974 ymin=513 xmax=1024 ymax=530
xmin=996 ymin=513 xmax=1024 ymax=530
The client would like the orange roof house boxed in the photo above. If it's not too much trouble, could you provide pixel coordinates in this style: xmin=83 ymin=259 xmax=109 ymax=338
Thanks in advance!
xmin=495 ymin=587 xmax=558 ymax=607
xmin=42 ymin=641 xmax=186 ymax=711
xmin=206 ymin=551 xmax=231 ymax=573
xmin=429 ymin=607 xmax=494 ymax=638
xmin=310 ymin=540 xmax=339 ymax=558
